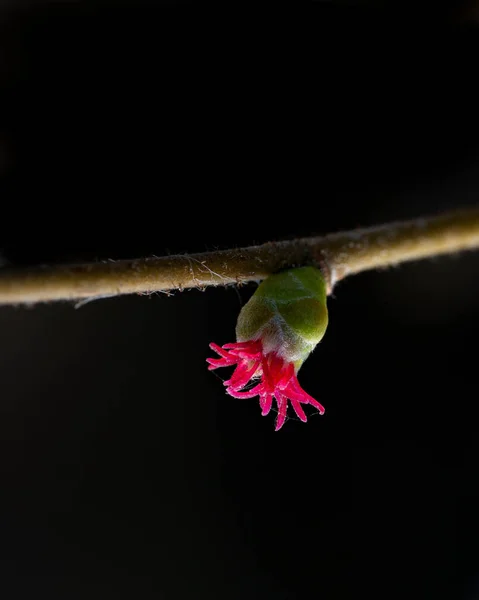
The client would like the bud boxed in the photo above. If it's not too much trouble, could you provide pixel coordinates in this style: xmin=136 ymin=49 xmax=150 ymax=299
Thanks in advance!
xmin=207 ymin=267 xmax=328 ymax=431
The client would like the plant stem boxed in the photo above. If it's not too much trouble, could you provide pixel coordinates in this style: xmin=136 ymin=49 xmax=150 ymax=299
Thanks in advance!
xmin=1 ymin=207 xmax=479 ymax=305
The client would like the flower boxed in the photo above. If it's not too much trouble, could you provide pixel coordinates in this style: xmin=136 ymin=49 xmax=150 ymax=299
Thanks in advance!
xmin=207 ymin=339 xmax=325 ymax=431
xmin=207 ymin=267 xmax=329 ymax=431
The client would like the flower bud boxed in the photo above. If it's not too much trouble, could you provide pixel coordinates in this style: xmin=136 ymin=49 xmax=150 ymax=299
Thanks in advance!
xmin=236 ymin=266 xmax=328 ymax=366
xmin=207 ymin=267 xmax=329 ymax=431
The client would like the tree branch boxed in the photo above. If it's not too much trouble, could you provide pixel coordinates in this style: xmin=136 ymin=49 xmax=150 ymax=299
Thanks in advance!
xmin=1 ymin=207 xmax=479 ymax=305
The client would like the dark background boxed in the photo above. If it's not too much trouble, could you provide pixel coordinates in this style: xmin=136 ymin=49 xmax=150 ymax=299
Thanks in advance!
xmin=1 ymin=2 xmax=479 ymax=599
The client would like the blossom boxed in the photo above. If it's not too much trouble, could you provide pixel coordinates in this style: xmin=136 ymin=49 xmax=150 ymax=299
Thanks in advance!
xmin=208 ymin=339 xmax=325 ymax=431
xmin=207 ymin=267 xmax=329 ymax=430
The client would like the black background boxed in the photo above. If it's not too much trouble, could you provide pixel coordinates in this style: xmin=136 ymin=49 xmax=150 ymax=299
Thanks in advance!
xmin=1 ymin=2 xmax=479 ymax=599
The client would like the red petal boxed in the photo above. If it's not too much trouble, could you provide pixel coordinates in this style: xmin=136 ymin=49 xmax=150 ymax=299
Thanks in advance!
xmin=269 ymin=353 xmax=284 ymax=381
xmin=227 ymin=384 xmax=263 ymax=399
xmin=206 ymin=357 xmax=236 ymax=370
xmin=274 ymin=392 xmax=288 ymax=431
xmin=261 ymin=358 xmax=275 ymax=393
xmin=277 ymin=362 xmax=295 ymax=389
xmin=287 ymin=378 xmax=325 ymax=414
xmin=227 ymin=349 xmax=262 ymax=360
xmin=260 ymin=392 xmax=273 ymax=416
xmin=225 ymin=359 xmax=261 ymax=391
xmin=289 ymin=396 xmax=307 ymax=422
xmin=209 ymin=343 xmax=234 ymax=360
xmin=223 ymin=340 xmax=262 ymax=355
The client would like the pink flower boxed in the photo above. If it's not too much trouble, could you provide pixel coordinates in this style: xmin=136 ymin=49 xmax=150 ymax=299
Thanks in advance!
xmin=207 ymin=339 xmax=325 ymax=431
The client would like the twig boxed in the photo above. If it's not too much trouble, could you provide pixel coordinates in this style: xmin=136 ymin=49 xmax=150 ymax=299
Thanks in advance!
xmin=1 ymin=207 xmax=479 ymax=305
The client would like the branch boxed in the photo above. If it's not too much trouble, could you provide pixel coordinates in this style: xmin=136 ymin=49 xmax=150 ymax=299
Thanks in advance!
xmin=1 ymin=207 xmax=479 ymax=305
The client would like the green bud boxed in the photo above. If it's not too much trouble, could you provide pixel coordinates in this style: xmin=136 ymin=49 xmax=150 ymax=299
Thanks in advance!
xmin=236 ymin=266 xmax=329 ymax=366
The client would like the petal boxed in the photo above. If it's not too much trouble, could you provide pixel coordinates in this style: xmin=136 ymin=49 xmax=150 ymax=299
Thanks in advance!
xmin=274 ymin=392 xmax=288 ymax=431
xmin=206 ymin=357 xmax=236 ymax=370
xmin=277 ymin=362 xmax=295 ymax=389
xmin=225 ymin=359 xmax=261 ymax=390
xmin=288 ymin=395 xmax=307 ymax=422
xmin=227 ymin=349 xmax=262 ymax=360
xmin=303 ymin=396 xmax=325 ymax=414
xmin=223 ymin=341 xmax=261 ymax=351
xmin=287 ymin=378 xmax=325 ymax=414
xmin=260 ymin=391 xmax=273 ymax=416
xmin=227 ymin=384 xmax=263 ymax=399
xmin=269 ymin=353 xmax=285 ymax=381
xmin=261 ymin=358 xmax=275 ymax=393
xmin=209 ymin=343 xmax=234 ymax=360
